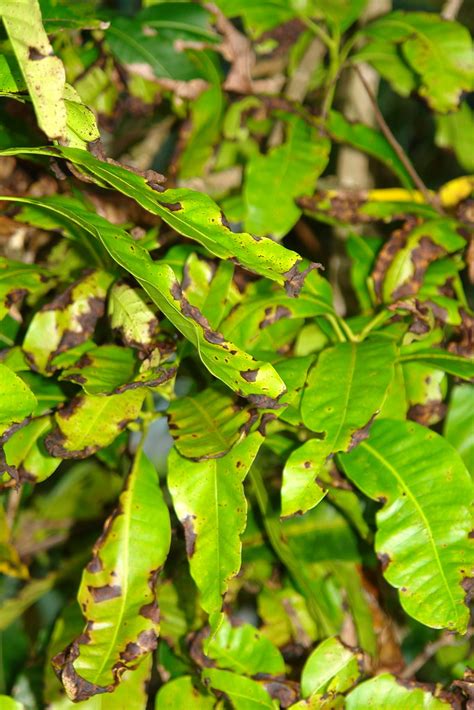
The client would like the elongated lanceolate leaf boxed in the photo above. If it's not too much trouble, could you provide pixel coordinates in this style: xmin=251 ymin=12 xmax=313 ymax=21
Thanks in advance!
xmin=0 ymin=0 xmax=67 ymax=138
xmin=0 ymin=147 xmax=326 ymax=296
xmin=53 ymin=450 xmax=171 ymax=701
xmin=444 ymin=385 xmax=474 ymax=473
xmin=399 ymin=348 xmax=474 ymax=380
xmin=0 ymin=195 xmax=286 ymax=402
xmin=340 ymin=419 xmax=473 ymax=633
xmin=345 ymin=673 xmax=451 ymax=709
xmin=281 ymin=338 xmax=396 ymax=517
xmin=168 ymin=433 xmax=263 ymax=629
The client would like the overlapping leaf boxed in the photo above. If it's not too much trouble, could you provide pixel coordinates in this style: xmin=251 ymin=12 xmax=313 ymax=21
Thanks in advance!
xmin=168 ymin=433 xmax=263 ymax=629
xmin=345 ymin=673 xmax=451 ymax=709
xmin=281 ymin=338 xmax=396 ymax=517
xmin=53 ymin=450 xmax=171 ymax=700
xmin=340 ymin=419 xmax=473 ymax=633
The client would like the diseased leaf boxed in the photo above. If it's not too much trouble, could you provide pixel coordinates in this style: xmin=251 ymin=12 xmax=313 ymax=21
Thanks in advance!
xmin=0 ymin=147 xmax=326 ymax=294
xmin=155 ymin=675 xmax=215 ymax=709
xmin=3 ymin=415 xmax=60 ymax=483
xmin=45 ymin=389 xmax=145 ymax=459
xmin=0 ymin=193 xmax=286 ymax=401
xmin=202 ymin=668 xmax=277 ymax=710
xmin=0 ymin=0 xmax=67 ymax=138
xmin=345 ymin=673 xmax=451 ymax=709
xmin=0 ymin=505 xmax=28 ymax=579
xmin=0 ymin=257 xmax=49 ymax=319
xmin=244 ymin=115 xmax=330 ymax=238
xmin=168 ymin=433 xmax=263 ymax=629
xmin=281 ymin=338 xmax=396 ymax=517
xmin=22 ymin=270 xmax=114 ymax=374
xmin=340 ymin=419 xmax=473 ymax=633
xmin=53 ymin=449 xmax=171 ymax=700
xmin=207 ymin=616 xmax=285 ymax=675
xmin=59 ymin=345 xmax=138 ymax=395
xmin=108 ymin=282 xmax=158 ymax=350
xmin=357 ymin=12 xmax=474 ymax=112
xmin=168 ymin=388 xmax=251 ymax=459
xmin=0 ymin=363 xmax=37 ymax=427
xmin=301 ymin=637 xmax=361 ymax=699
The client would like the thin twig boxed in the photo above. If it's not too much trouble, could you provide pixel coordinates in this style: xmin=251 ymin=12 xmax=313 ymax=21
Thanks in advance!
xmin=353 ymin=65 xmax=440 ymax=212
xmin=401 ymin=627 xmax=474 ymax=678
xmin=441 ymin=0 xmax=463 ymax=20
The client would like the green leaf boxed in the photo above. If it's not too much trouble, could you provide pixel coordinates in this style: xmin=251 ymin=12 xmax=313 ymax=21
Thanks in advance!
xmin=244 ymin=115 xmax=330 ymax=238
xmin=168 ymin=433 xmax=263 ymax=628
xmin=436 ymin=102 xmax=474 ymax=172
xmin=0 ymin=193 xmax=286 ymax=401
xmin=345 ymin=673 xmax=451 ymax=709
xmin=0 ymin=364 xmax=37 ymax=427
xmin=22 ymin=269 xmax=114 ymax=374
xmin=444 ymin=385 xmax=474 ymax=474
xmin=3 ymin=415 xmax=60 ymax=483
xmin=0 ymin=0 xmax=67 ymax=138
xmin=0 ymin=256 xmax=49 ymax=320
xmin=108 ymin=282 xmax=158 ymax=350
xmin=207 ymin=616 xmax=285 ymax=675
xmin=340 ymin=419 xmax=473 ymax=633
xmin=168 ymin=388 xmax=251 ymax=459
xmin=0 ymin=696 xmax=23 ymax=710
xmin=201 ymin=668 xmax=277 ymax=709
xmin=155 ymin=675 xmax=215 ymax=709
xmin=281 ymin=338 xmax=396 ymax=517
xmin=301 ymin=637 xmax=361 ymax=699
xmin=328 ymin=111 xmax=413 ymax=189
xmin=358 ymin=12 xmax=474 ymax=112
xmin=53 ymin=449 xmax=171 ymax=700
xmin=59 ymin=345 xmax=138 ymax=395
xmin=0 ymin=505 xmax=28 ymax=579
xmin=398 ymin=348 xmax=474 ymax=380
xmin=45 ymin=389 xmax=145 ymax=459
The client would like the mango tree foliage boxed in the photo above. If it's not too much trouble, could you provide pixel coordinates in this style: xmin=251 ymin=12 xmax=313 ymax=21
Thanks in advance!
xmin=0 ymin=0 xmax=473 ymax=707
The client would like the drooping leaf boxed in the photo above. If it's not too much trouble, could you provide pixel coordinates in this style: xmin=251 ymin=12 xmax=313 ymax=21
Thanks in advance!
xmin=206 ymin=616 xmax=285 ymax=675
xmin=345 ymin=673 xmax=451 ymax=709
xmin=0 ymin=147 xmax=325 ymax=293
xmin=45 ymin=389 xmax=145 ymax=459
xmin=0 ymin=0 xmax=67 ymax=138
xmin=281 ymin=338 xmax=396 ymax=517
xmin=22 ymin=269 xmax=114 ymax=374
xmin=0 ymin=193 xmax=286 ymax=401
xmin=244 ymin=115 xmax=330 ymax=238
xmin=168 ymin=433 xmax=263 ymax=629
xmin=340 ymin=419 xmax=473 ymax=633
xmin=0 ymin=505 xmax=28 ymax=579
xmin=53 ymin=449 xmax=171 ymax=701
xmin=357 ymin=12 xmax=474 ymax=112
xmin=202 ymin=668 xmax=277 ymax=710
xmin=0 ymin=363 xmax=37 ymax=428
xmin=168 ymin=388 xmax=251 ymax=459
xmin=301 ymin=637 xmax=362 ymax=699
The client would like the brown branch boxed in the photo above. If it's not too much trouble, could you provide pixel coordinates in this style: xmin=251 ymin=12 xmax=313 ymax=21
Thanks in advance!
xmin=352 ymin=65 xmax=441 ymax=212
xmin=441 ymin=0 xmax=464 ymax=20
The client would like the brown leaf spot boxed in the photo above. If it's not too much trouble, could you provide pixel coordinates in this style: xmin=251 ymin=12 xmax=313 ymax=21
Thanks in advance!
xmin=247 ymin=394 xmax=284 ymax=410
xmin=348 ymin=412 xmax=378 ymax=451
xmin=378 ymin=552 xmax=391 ymax=572
xmin=283 ymin=260 xmax=322 ymax=297
xmin=159 ymin=201 xmax=182 ymax=212
xmin=260 ymin=678 xmax=299 ymax=708
xmin=259 ymin=305 xmax=292 ymax=329
xmin=88 ymin=584 xmax=122 ymax=603
xmin=183 ymin=514 xmax=197 ymax=558
xmin=240 ymin=369 xmax=258 ymax=382
xmin=140 ymin=601 xmax=160 ymax=624
xmin=372 ymin=221 xmax=414 ymax=301
xmin=392 ymin=237 xmax=445 ymax=300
